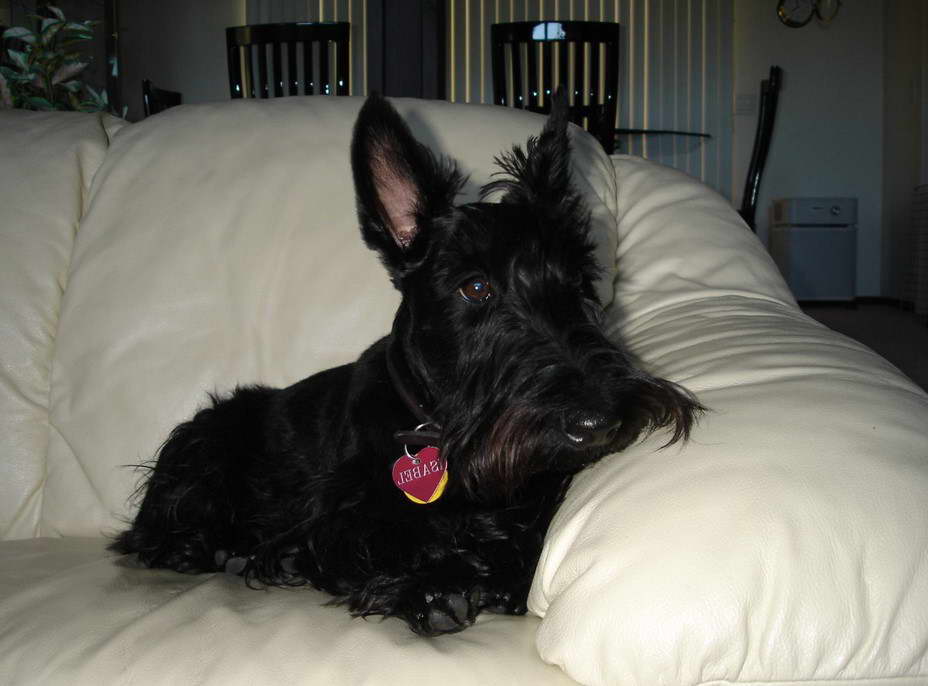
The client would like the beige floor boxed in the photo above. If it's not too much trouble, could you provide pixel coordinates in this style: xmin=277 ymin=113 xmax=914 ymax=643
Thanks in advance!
xmin=802 ymin=303 xmax=928 ymax=392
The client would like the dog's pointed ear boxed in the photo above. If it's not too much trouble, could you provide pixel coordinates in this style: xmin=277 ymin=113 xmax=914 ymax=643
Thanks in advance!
xmin=534 ymin=87 xmax=572 ymax=195
xmin=481 ymin=87 xmax=575 ymax=206
xmin=351 ymin=93 xmax=463 ymax=277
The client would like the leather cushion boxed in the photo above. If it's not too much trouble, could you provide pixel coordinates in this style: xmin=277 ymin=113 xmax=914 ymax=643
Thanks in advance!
xmin=528 ymin=156 xmax=928 ymax=685
xmin=0 ymin=111 xmax=115 ymax=539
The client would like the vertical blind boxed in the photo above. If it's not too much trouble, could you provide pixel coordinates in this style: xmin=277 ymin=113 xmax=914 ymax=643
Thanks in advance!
xmin=247 ymin=0 xmax=733 ymax=197
xmin=448 ymin=0 xmax=733 ymax=198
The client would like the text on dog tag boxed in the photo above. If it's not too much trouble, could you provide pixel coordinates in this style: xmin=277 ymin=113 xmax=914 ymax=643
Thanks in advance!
xmin=392 ymin=446 xmax=447 ymax=504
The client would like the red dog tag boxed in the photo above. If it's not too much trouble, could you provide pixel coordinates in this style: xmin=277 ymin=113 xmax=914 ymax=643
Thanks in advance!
xmin=392 ymin=446 xmax=448 ymax=504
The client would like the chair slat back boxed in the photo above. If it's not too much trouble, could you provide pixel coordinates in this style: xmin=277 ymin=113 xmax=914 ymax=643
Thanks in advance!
xmin=226 ymin=22 xmax=350 ymax=99
xmin=490 ymin=21 xmax=620 ymax=153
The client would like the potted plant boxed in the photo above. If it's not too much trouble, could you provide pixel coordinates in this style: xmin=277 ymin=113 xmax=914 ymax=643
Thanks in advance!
xmin=0 ymin=4 xmax=120 ymax=115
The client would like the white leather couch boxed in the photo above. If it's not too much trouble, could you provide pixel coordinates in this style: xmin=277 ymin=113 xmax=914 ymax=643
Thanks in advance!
xmin=1 ymin=98 xmax=927 ymax=686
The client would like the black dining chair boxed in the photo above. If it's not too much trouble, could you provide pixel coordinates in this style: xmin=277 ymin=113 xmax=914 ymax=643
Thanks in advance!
xmin=226 ymin=22 xmax=350 ymax=99
xmin=739 ymin=66 xmax=782 ymax=232
xmin=141 ymin=79 xmax=182 ymax=118
xmin=490 ymin=20 xmax=620 ymax=154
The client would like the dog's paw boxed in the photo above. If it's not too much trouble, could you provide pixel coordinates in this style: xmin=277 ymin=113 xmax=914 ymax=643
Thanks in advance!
xmin=404 ymin=586 xmax=482 ymax=637
xmin=477 ymin=587 xmax=528 ymax=615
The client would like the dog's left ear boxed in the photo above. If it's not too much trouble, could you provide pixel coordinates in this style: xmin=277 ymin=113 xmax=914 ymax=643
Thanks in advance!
xmin=351 ymin=93 xmax=463 ymax=278
xmin=482 ymin=88 xmax=575 ymax=206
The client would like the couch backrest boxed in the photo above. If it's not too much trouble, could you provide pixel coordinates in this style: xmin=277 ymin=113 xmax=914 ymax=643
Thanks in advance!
xmin=0 ymin=98 xmax=617 ymax=539
xmin=0 ymin=111 xmax=118 ymax=539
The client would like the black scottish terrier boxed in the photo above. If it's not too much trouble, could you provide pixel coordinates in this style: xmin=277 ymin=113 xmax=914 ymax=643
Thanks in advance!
xmin=112 ymin=93 xmax=700 ymax=636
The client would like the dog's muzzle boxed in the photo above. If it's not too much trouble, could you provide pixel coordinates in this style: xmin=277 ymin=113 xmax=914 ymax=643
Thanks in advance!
xmin=562 ymin=411 xmax=620 ymax=449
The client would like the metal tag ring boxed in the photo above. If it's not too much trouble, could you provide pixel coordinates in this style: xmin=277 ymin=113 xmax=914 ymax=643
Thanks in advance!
xmin=404 ymin=422 xmax=438 ymax=459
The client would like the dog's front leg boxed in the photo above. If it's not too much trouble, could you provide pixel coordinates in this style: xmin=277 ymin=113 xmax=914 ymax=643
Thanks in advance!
xmin=299 ymin=517 xmax=488 ymax=635
xmin=386 ymin=513 xmax=550 ymax=635
xmin=346 ymin=541 xmax=517 ymax=636
xmin=388 ymin=552 xmax=495 ymax=636
xmin=392 ymin=552 xmax=537 ymax=636
xmin=344 ymin=478 xmax=566 ymax=636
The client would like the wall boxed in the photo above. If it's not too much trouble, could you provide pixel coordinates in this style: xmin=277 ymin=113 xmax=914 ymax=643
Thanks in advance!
xmin=732 ymin=0 xmax=884 ymax=296
xmin=119 ymin=0 xmax=246 ymax=121
xmin=924 ymin=3 xmax=928 ymax=188
xmin=882 ymin=0 xmax=924 ymax=300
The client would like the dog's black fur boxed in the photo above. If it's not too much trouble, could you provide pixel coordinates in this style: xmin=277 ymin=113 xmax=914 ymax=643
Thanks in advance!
xmin=111 ymin=93 xmax=701 ymax=636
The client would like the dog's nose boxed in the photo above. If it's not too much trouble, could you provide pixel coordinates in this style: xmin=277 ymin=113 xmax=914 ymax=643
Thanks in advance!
xmin=563 ymin=412 xmax=618 ymax=448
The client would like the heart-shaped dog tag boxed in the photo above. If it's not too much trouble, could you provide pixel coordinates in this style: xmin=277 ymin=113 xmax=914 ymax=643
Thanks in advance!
xmin=392 ymin=446 xmax=448 ymax=504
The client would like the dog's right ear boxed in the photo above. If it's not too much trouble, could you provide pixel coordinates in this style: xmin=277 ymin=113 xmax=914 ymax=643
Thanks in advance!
xmin=351 ymin=93 xmax=463 ymax=279
xmin=479 ymin=87 xmax=577 ymax=215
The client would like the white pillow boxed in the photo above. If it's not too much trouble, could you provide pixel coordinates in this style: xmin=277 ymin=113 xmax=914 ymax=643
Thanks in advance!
xmin=528 ymin=157 xmax=928 ymax=685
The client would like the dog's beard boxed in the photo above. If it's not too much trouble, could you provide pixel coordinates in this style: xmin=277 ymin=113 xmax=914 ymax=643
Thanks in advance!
xmin=446 ymin=403 xmax=555 ymax=500
xmin=431 ymin=335 xmax=700 ymax=503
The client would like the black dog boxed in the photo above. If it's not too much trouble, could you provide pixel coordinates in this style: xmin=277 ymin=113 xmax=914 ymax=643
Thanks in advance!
xmin=112 ymin=93 xmax=700 ymax=636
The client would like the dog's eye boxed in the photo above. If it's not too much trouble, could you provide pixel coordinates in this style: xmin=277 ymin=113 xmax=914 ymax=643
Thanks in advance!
xmin=459 ymin=278 xmax=493 ymax=303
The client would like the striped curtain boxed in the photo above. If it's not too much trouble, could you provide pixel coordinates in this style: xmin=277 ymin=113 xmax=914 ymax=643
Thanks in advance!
xmin=448 ymin=0 xmax=733 ymax=198
xmin=246 ymin=0 xmax=734 ymax=198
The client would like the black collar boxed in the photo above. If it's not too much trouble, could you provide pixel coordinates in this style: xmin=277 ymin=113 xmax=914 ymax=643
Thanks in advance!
xmin=386 ymin=336 xmax=442 ymax=447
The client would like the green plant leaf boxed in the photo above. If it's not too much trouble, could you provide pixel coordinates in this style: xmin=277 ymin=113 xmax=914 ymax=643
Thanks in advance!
xmin=52 ymin=61 xmax=87 ymax=84
xmin=57 ymin=48 xmax=85 ymax=60
xmin=7 ymin=49 xmax=30 ymax=71
xmin=41 ymin=19 xmax=65 ymax=44
xmin=26 ymin=95 xmax=55 ymax=110
xmin=47 ymin=5 xmax=66 ymax=21
xmin=83 ymin=84 xmax=107 ymax=109
xmin=65 ymin=22 xmax=94 ymax=34
xmin=59 ymin=79 xmax=82 ymax=92
xmin=0 ymin=67 xmax=34 ymax=83
xmin=58 ymin=24 xmax=95 ymax=44
xmin=2 ymin=26 xmax=37 ymax=44
xmin=78 ymin=98 xmax=104 ymax=112
xmin=0 ymin=71 xmax=13 ymax=108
